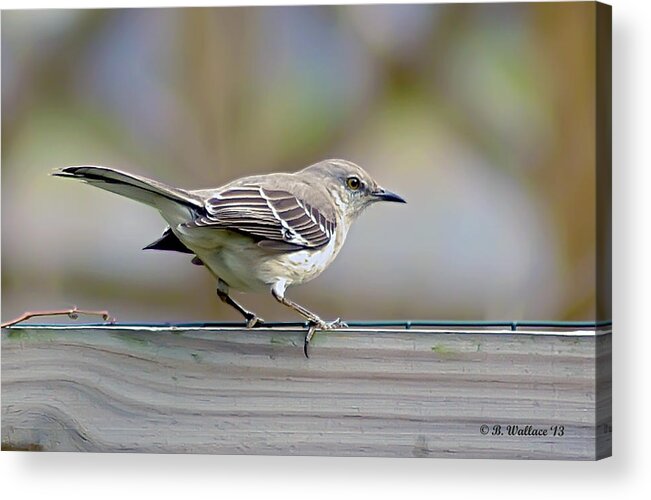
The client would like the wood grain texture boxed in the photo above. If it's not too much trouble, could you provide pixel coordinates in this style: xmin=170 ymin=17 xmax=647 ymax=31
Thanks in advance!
xmin=1 ymin=325 xmax=611 ymax=459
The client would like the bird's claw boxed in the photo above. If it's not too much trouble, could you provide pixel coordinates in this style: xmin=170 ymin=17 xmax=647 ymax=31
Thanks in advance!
xmin=245 ymin=315 xmax=265 ymax=328
xmin=303 ymin=323 xmax=318 ymax=358
xmin=327 ymin=318 xmax=348 ymax=329
xmin=303 ymin=318 xmax=348 ymax=358
xmin=313 ymin=317 xmax=347 ymax=330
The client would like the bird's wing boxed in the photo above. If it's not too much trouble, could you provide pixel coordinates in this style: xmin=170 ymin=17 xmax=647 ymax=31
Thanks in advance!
xmin=183 ymin=185 xmax=336 ymax=249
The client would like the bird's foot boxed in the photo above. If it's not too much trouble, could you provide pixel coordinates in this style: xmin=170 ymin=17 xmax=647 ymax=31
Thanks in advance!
xmin=325 ymin=317 xmax=348 ymax=329
xmin=312 ymin=317 xmax=347 ymax=330
xmin=303 ymin=318 xmax=348 ymax=358
xmin=245 ymin=314 xmax=265 ymax=328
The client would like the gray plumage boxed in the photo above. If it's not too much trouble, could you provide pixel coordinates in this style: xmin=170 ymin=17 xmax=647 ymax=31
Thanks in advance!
xmin=53 ymin=159 xmax=406 ymax=354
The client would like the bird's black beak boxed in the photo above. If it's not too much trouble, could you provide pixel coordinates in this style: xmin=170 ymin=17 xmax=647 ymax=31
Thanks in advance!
xmin=372 ymin=187 xmax=407 ymax=203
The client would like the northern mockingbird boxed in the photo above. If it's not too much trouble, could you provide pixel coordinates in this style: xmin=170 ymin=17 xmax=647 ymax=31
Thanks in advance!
xmin=53 ymin=159 xmax=406 ymax=354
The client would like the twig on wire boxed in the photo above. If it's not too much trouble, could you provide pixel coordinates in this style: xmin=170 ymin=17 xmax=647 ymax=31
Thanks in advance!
xmin=1 ymin=307 xmax=115 ymax=329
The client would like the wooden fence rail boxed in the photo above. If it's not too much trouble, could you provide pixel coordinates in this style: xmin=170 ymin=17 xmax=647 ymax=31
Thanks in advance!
xmin=1 ymin=324 xmax=611 ymax=459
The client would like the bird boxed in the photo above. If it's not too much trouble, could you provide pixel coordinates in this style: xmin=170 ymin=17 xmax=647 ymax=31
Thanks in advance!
xmin=52 ymin=159 xmax=406 ymax=355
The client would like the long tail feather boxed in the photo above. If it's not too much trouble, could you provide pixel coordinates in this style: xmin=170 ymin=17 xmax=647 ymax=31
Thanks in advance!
xmin=52 ymin=165 xmax=204 ymax=213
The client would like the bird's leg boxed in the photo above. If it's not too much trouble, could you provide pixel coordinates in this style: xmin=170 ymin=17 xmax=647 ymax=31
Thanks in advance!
xmin=271 ymin=282 xmax=324 ymax=325
xmin=217 ymin=279 xmax=264 ymax=328
xmin=271 ymin=281 xmax=347 ymax=357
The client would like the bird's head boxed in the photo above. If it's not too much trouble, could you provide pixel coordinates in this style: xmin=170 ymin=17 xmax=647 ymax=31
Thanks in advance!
xmin=301 ymin=159 xmax=406 ymax=224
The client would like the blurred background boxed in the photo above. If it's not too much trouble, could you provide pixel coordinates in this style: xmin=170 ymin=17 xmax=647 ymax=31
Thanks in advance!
xmin=1 ymin=3 xmax=608 ymax=324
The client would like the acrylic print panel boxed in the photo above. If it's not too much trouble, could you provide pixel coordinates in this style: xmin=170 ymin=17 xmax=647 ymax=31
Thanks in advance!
xmin=1 ymin=2 xmax=611 ymax=459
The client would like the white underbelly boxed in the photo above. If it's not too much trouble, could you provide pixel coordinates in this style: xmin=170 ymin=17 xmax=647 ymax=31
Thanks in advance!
xmin=175 ymin=226 xmax=343 ymax=293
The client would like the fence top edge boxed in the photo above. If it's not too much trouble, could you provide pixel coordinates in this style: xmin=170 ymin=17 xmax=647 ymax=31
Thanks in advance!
xmin=2 ymin=321 xmax=612 ymax=337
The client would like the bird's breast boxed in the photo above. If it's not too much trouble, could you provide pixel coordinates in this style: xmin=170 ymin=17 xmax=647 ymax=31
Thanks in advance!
xmin=273 ymin=235 xmax=342 ymax=286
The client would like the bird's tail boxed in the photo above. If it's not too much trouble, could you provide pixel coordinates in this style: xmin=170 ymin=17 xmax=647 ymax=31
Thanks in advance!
xmin=52 ymin=166 xmax=204 ymax=216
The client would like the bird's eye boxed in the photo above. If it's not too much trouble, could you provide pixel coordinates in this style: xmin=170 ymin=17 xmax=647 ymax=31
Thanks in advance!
xmin=346 ymin=176 xmax=361 ymax=190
